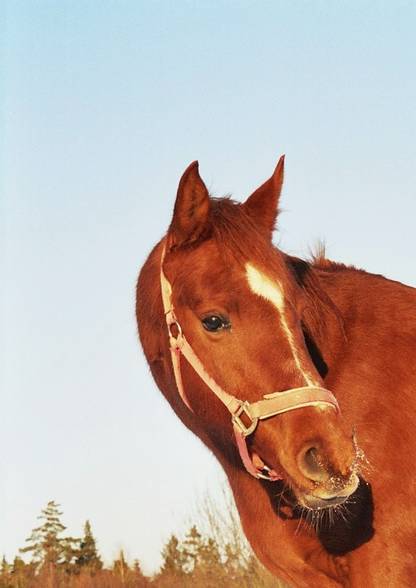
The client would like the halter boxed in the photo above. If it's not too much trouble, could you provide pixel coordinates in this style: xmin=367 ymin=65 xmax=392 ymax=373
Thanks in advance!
xmin=160 ymin=246 xmax=339 ymax=481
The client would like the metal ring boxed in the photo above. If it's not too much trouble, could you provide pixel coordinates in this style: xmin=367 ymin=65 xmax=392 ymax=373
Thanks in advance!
xmin=168 ymin=320 xmax=183 ymax=341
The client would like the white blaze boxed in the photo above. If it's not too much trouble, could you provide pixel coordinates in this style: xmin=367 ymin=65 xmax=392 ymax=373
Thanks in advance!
xmin=245 ymin=263 xmax=317 ymax=387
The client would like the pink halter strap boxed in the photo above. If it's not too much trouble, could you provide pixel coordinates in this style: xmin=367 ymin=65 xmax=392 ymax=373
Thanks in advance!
xmin=160 ymin=246 xmax=339 ymax=481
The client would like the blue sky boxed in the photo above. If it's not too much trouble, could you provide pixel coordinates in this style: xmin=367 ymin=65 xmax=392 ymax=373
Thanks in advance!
xmin=2 ymin=0 xmax=415 ymax=574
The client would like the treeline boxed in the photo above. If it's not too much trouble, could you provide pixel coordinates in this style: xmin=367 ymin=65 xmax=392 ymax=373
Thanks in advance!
xmin=1 ymin=498 xmax=286 ymax=588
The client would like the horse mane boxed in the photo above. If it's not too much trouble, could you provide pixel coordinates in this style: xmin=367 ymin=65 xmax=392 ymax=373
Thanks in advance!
xmin=309 ymin=240 xmax=368 ymax=275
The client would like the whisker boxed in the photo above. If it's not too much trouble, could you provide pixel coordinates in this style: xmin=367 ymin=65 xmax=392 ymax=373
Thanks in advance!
xmin=294 ymin=511 xmax=303 ymax=535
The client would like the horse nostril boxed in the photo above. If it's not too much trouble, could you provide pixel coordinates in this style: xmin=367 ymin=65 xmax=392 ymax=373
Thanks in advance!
xmin=298 ymin=446 xmax=330 ymax=483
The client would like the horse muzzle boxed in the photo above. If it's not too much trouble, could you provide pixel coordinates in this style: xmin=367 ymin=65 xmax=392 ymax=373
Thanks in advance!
xmin=296 ymin=472 xmax=360 ymax=510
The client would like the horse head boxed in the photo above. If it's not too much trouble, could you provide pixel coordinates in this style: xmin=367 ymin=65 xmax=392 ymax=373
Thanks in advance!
xmin=138 ymin=157 xmax=359 ymax=512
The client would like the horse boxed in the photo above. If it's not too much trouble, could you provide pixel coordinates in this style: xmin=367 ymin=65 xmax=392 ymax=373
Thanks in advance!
xmin=136 ymin=156 xmax=416 ymax=587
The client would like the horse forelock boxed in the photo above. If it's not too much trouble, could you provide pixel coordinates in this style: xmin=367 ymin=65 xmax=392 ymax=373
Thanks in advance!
xmin=210 ymin=197 xmax=280 ymax=267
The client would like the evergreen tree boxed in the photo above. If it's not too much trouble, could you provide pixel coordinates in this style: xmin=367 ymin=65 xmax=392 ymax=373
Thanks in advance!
xmin=20 ymin=500 xmax=65 ymax=567
xmin=132 ymin=559 xmax=148 ymax=587
xmin=159 ymin=534 xmax=186 ymax=577
xmin=198 ymin=536 xmax=221 ymax=570
xmin=224 ymin=542 xmax=242 ymax=580
xmin=193 ymin=535 xmax=223 ymax=588
xmin=182 ymin=525 xmax=202 ymax=572
xmin=0 ymin=556 xmax=11 ymax=588
xmin=11 ymin=556 xmax=32 ymax=588
xmin=19 ymin=500 xmax=79 ymax=575
xmin=11 ymin=556 xmax=25 ymax=573
xmin=61 ymin=535 xmax=82 ymax=575
xmin=75 ymin=520 xmax=102 ymax=573
xmin=113 ymin=549 xmax=129 ymax=584
xmin=0 ymin=557 xmax=10 ymax=576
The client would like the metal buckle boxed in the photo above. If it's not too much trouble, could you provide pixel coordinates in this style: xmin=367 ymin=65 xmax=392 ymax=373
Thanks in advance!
xmin=232 ymin=401 xmax=258 ymax=437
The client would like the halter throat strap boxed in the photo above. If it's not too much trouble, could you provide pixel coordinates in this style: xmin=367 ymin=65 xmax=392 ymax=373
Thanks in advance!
xmin=160 ymin=246 xmax=339 ymax=480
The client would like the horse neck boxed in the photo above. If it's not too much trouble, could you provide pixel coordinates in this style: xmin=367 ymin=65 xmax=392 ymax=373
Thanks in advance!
xmin=305 ymin=262 xmax=416 ymax=369
xmin=298 ymin=263 xmax=374 ymax=370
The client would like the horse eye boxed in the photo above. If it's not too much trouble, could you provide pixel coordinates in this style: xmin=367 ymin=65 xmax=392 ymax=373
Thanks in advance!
xmin=201 ymin=315 xmax=229 ymax=332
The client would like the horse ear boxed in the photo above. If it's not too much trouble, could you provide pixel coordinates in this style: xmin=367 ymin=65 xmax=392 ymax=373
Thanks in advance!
xmin=168 ymin=161 xmax=211 ymax=249
xmin=243 ymin=155 xmax=285 ymax=236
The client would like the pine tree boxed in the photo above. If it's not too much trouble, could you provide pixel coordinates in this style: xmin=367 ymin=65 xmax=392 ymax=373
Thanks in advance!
xmin=0 ymin=556 xmax=10 ymax=576
xmin=224 ymin=542 xmax=241 ymax=581
xmin=75 ymin=520 xmax=102 ymax=574
xmin=132 ymin=559 xmax=148 ymax=587
xmin=182 ymin=525 xmax=202 ymax=572
xmin=198 ymin=536 xmax=221 ymax=569
xmin=19 ymin=500 xmax=79 ymax=575
xmin=20 ymin=500 xmax=65 ymax=566
xmin=11 ymin=556 xmax=30 ymax=587
xmin=113 ymin=549 xmax=129 ymax=584
xmin=160 ymin=534 xmax=186 ymax=577
xmin=61 ymin=535 xmax=82 ymax=575
xmin=0 ymin=556 xmax=11 ymax=588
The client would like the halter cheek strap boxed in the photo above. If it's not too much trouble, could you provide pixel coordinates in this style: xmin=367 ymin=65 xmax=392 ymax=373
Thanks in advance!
xmin=160 ymin=247 xmax=339 ymax=481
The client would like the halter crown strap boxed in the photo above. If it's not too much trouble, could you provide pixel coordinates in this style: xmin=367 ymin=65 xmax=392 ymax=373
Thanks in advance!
xmin=160 ymin=245 xmax=339 ymax=480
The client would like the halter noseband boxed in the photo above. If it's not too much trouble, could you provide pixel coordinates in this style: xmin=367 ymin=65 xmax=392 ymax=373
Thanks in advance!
xmin=160 ymin=246 xmax=339 ymax=481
